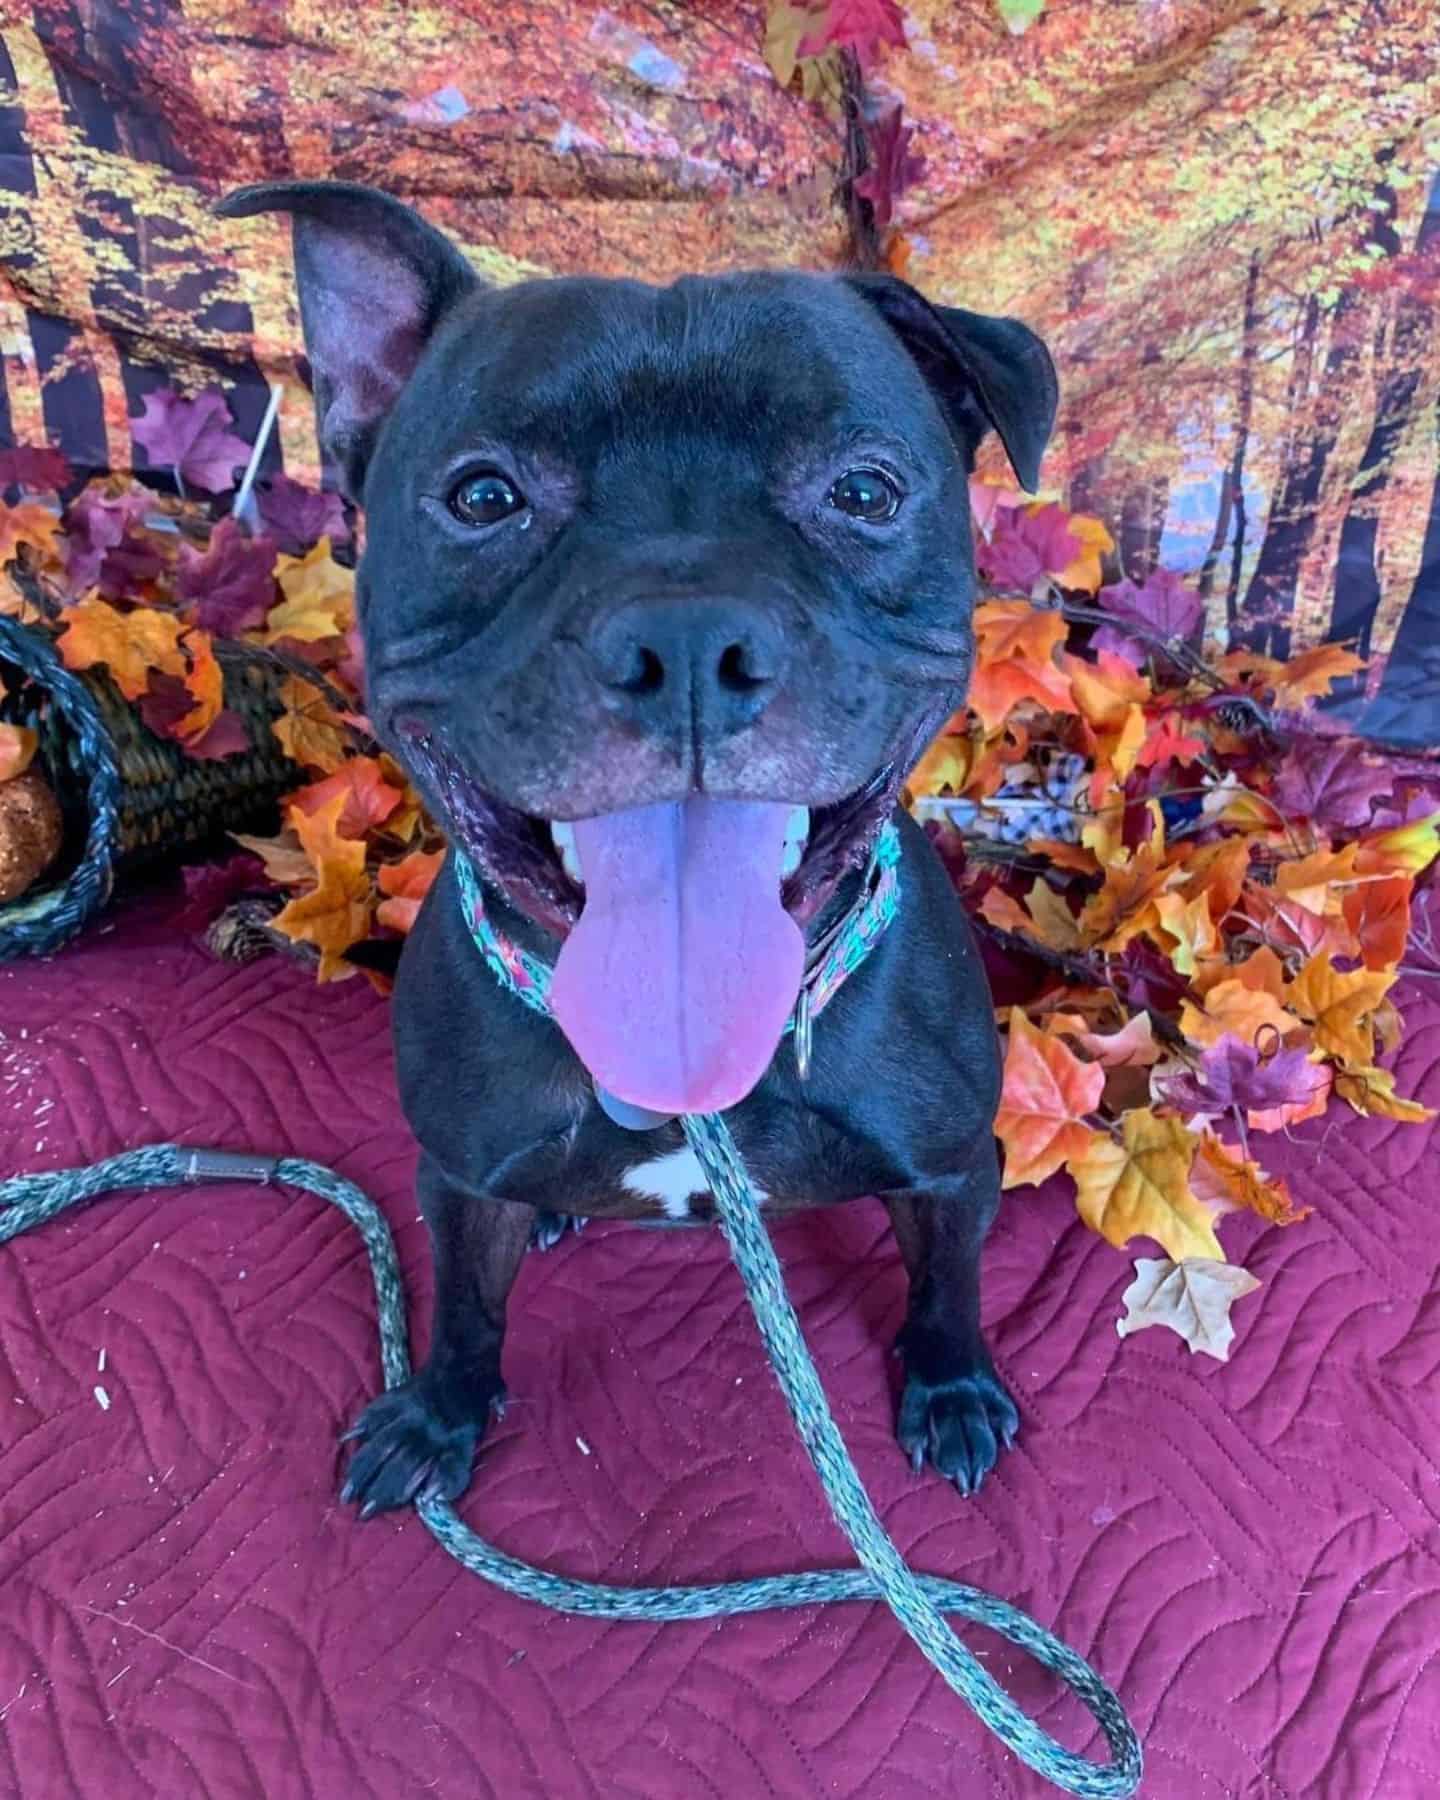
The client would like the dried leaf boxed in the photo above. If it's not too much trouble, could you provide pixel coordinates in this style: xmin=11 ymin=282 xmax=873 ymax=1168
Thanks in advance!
xmin=291 ymin=756 xmax=404 ymax=838
xmin=57 ymin=597 xmax=188 ymax=700
xmin=272 ymin=673 xmax=351 ymax=774
xmin=271 ymin=795 xmax=373 ymax=980
xmin=0 ymin=500 xmax=62 ymax=567
xmin=232 ymin=827 xmax=315 ymax=887
xmin=1334 ymin=1064 xmax=1435 ymax=1123
xmin=266 ymin=538 xmax=356 ymax=643
xmin=1191 ymin=1134 xmax=1309 ymax=1225
xmin=1287 ymin=957 xmax=1395 ymax=1068
xmin=376 ymin=848 xmax=445 ymax=933
xmin=1069 ymin=1108 xmax=1221 ymax=1262
xmin=1115 ymin=1257 xmax=1261 ymax=1361
xmin=1269 ymin=643 xmax=1366 ymax=706
xmin=1342 ymin=874 xmax=1412 ymax=973
xmin=853 ymin=103 xmax=926 ymax=230
xmin=1178 ymin=977 xmax=1295 ymax=1051
xmin=995 ymin=1010 xmax=1104 ymax=1189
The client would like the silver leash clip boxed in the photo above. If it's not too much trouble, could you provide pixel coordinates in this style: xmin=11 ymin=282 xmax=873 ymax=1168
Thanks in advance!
xmin=794 ymin=983 xmax=813 ymax=1082
xmin=182 ymin=1148 xmax=282 ymax=1184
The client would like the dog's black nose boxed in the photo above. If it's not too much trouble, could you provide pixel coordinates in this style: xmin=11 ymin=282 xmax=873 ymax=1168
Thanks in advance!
xmin=589 ymin=599 xmax=789 ymax=737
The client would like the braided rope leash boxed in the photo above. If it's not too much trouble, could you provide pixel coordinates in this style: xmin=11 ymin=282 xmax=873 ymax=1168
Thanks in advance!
xmin=0 ymin=1141 xmax=1141 ymax=1796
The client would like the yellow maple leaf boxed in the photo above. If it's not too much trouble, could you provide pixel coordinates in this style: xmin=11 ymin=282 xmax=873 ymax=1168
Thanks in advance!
xmin=266 ymin=538 xmax=355 ymax=642
xmin=908 ymin=727 xmax=976 ymax=797
xmin=1270 ymin=643 xmax=1366 ymax=705
xmin=1069 ymin=1108 xmax=1221 ymax=1262
xmin=1052 ymin=511 xmax=1114 ymax=593
xmin=1274 ymin=843 xmax=1376 ymax=916
xmin=1023 ymin=877 xmax=1082 ymax=952
xmin=1080 ymin=830 xmax=1181 ymax=950
xmin=271 ymin=794 xmax=373 ymax=980
xmin=1334 ymin=1064 xmax=1435 ymax=1124
xmin=1154 ymin=888 xmax=1218 ymax=976
xmin=1286 ymin=957 xmax=1395 ymax=1068
xmin=1361 ymin=810 xmax=1440 ymax=877
xmin=56 ymin=596 xmax=188 ymax=700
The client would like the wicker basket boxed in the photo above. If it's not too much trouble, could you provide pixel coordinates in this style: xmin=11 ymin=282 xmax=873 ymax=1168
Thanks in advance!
xmin=0 ymin=611 xmax=301 ymax=958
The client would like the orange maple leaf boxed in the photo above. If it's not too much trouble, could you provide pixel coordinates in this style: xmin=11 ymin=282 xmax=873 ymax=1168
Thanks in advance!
xmin=1154 ymin=888 xmax=1218 ymax=975
xmin=1061 ymin=650 xmax=1150 ymax=733
xmin=176 ymin=629 xmax=224 ymax=743
xmin=1050 ymin=1011 xmax=1161 ymax=1068
xmin=995 ymin=1010 xmax=1104 ymax=1189
xmin=57 ymin=597 xmax=189 ymax=700
xmin=1179 ymin=977 xmax=1295 ymax=1050
xmin=376 ymin=848 xmax=445 ymax=933
xmin=1069 ymin=1108 xmax=1221 ymax=1262
xmin=1286 ymin=957 xmax=1395 ymax=1068
xmin=291 ymin=755 xmax=404 ymax=839
xmin=1080 ymin=833 xmax=1179 ymax=950
xmin=974 ymin=599 xmax=1067 ymax=665
xmin=1135 ymin=712 xmax=1206 ymax=771
xmin=1190 ymin=1134 xmax=1309 ymax=1226
xmin=0 ymin=501 xmax=62 ymax=567
xmin=1269 ymin=643 xmax=1366 ymax=706
xmin=968 ymin=655 xmax=1076 ymax=733
xmin=1343 ymin=874 xmax=1412 ymax=972
xmin=271 ymin=794 xmax=373 ymax=980
xmin=273 ymin=673 xmax=351 ymax=774
xmin=1179 ymin=837 xmax=1251 ymax=925
xmin=1051 ymin=511 xmax=1114 ymax=594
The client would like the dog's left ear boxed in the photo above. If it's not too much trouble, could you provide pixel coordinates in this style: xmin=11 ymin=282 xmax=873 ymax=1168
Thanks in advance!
xmin=844 ymin=275 xmax=1058 ymax=494
xmin=216 ymin=180 xmax=480 ymax=499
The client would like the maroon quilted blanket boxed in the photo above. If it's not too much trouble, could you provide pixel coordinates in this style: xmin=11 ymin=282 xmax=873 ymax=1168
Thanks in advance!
xmin=2 ymin=892 xmax=1439 ymax=1798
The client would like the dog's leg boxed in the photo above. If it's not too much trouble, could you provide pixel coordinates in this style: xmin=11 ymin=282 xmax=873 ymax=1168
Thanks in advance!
xmin=341 ymin=1156 xmax=531 ymax=1514
xmin=885 ymin=1152 xmax=1019 ymax=1497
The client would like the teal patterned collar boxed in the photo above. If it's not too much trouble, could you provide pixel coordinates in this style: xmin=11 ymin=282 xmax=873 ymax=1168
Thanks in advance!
xmin=454 ymin=820 xmax=902 ymax=1086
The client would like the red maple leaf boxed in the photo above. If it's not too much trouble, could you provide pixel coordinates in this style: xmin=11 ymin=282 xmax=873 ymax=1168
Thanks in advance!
xmin=798 ymin=0 xmax=906 ymax=69
xmin=853 ymin=104 xmax=926 ymax=230
xmin=256 ymin=474 xmax=350 ymax=556
xmin=1271 ymin=735 xmax=1398 ymax=830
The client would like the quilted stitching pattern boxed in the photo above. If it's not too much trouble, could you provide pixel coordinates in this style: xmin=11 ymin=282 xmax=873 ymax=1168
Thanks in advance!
xmin=2 ymin=889 xmax=1438 ymax=1799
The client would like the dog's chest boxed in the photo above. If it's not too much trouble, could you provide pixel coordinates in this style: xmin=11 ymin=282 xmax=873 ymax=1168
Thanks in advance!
xmin=488 ymin=1090 xmax=885 ymax=1222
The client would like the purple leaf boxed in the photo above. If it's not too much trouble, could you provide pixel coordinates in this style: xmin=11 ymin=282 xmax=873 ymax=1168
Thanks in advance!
xmin=1093 ymin=569 xmax=1202 ymax=665
xmin=186 ymin=709 xmax=252 ymax=761
xmin=175 ymin=851 xmax=266 ymax=930
xmin=0 ymin=445 xmax=72 ymax=493
xmin=255 ymin=473 xmax=349 ymax=555
xmin=976 ymin=503 xmax=1081 ymax=591
xmin=1159 ymin=1033 xmax=1329 ymax=1116
xmin=63 ymin=487 xmax=153 ymax=594
xmin=177 ymin=516 xmax=278 ymax=636
xmin=132 ymin=388 xmax=252 ymax=495
xmin=139 ymin=671 xmax=197 ymax=740
xmin=1117 ymin=939 xmax=1190 ymax=1015
xmin=1271 ymin=734 xmax=1397 ymax=830
xmin=854 ymin=103 xmax=926 ymax=231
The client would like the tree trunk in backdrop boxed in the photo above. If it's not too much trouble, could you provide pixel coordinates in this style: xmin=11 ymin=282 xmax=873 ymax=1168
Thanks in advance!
xmin=1327 ymin=169 xmax=1440 ymax=656
xmin=1238 ymin=154 xmax=1404 ymax=655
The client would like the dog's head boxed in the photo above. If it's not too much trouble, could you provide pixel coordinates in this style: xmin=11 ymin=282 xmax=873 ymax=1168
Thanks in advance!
xmin=221 ymin=181 xmax=1056 ymax=1112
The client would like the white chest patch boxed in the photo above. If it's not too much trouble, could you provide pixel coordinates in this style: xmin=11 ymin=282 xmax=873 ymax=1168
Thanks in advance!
xmin=621 ymin=1146 xmax=769 ymax=1220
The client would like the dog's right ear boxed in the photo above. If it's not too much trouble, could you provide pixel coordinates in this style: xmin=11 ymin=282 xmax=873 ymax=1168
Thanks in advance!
xmin=216 ymin=181 xmax=479 ymax=499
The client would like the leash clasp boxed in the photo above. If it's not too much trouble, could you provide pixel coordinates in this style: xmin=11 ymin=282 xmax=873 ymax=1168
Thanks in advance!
xmin=793 ymin=983 xmax=813 ymax=1082
xmin=181 ymin=1148 xmax=282 ymax=1185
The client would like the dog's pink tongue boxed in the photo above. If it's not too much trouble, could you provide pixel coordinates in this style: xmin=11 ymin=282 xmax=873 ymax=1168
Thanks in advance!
xmin=550 ymin=798 xmax=803 ymax=1115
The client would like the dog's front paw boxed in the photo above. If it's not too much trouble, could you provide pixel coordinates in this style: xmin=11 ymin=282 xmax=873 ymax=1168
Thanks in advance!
xmin=340 ymin=1374 xmax=500 ymax=1516
xmin=896 ymin=1358 xmax=1019 ymax=1497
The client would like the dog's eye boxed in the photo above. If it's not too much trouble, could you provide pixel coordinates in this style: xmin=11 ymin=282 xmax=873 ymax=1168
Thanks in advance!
xmin=449 ymin=470 xmax=526 ymax=526
xmin=828 ymin=467 xmax=901 ymax=523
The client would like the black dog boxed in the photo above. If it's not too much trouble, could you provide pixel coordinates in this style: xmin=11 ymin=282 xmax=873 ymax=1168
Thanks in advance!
xmin=216 ymin=182 xmax=1057 ymax=1513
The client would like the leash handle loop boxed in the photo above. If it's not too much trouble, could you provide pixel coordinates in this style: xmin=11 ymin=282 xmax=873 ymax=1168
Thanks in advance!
xmin=1 ymin=1146 xmax=1141 ymax=1796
